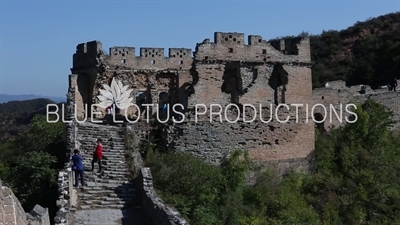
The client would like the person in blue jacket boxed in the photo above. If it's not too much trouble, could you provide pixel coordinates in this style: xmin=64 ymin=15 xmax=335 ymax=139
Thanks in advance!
xmin=72 ymin=149 xmax=85 ymax=187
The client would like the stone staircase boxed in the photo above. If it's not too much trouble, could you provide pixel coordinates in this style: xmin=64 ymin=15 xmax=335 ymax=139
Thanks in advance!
xmin=69 ymin=122 xmax=150 ymax=225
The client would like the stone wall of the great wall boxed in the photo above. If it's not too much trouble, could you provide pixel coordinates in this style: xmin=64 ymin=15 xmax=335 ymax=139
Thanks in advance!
xmin=0 ymin=179 xmax=50 ymax=225
xmin=126 ymin=124 xmax=188 ymax=225
xmin=68 ymin=32 xmax=315 ymax=175
xmin=313 ymin=80 xmax=400 ymax=130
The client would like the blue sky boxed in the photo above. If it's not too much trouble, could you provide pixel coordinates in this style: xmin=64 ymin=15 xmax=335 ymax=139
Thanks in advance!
xmin=1 ymin=0 xmax=399 ymax=98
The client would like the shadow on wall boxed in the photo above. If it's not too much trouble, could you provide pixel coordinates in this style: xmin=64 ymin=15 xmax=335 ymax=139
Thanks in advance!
xmin=314 ymin=113 xmax=326 ymax=132
xmin=114 ymin=181 xmax=152 ymax=225
xmin=221 ymin=61 xmax=242 ymax=105
xmin=178 ymin=82 xmax=195 ymax=112
xmin=268 ymin=63 xmax=288 ymax=105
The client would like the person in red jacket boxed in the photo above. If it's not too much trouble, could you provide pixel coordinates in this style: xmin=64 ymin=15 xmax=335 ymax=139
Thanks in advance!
xmin=91 ymin=138 xmax=103 ymax=172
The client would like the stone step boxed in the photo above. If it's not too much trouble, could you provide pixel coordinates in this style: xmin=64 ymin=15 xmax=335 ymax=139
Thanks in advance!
xmin=84 ymin=177 xmax=130 ymax=183
xmin=78 ymin=186 xmax=134 ymax=194
xmin=85 ymin=181 xmax=133 ymax=187
xmin=105 ymin=166 xmax=129 ymax=170
xmin=103 ymin=152 xmax=127 ymax=155
xmin=84 ymin=174 xmax=131 ymax=181
xmin=81 ymin=192 xmax=136 ymax=198
xmin=81 ymin=165 xmax=128 ymax=170
xmin=98 ymin=161 xmax=127 ymax=165
xmin=78 ymin=192 xmax=135 ymax=199
xmin=83 ymin=158 xmax=127 ymax=163
xmin=109 ymin=148 xmax=125 ymax=150
xmin=100 ymin=162 xmax=128 ymax=166
xmin=102 ymin=157 xmax=127 ymax=161
xmin=77 ymin=132 xmax=122 ymax=136
xmin=80 ymin=198 xmax=135 ymax=204
xmin=82 ymin=163 xmax=127 ymax=169
xmin=78 ymin=190 xmax=114 ymax=195
xmin=78 ymin=131 xmax=122 ymax=134
xmin=79 ymin=203 xmax=135 ymax=210
xmin=81 ymin=155 xmax=125 ymax=159
xmin=83 ymin=180 xmax=132 ymax=187
xmin=79 ymin=149 xmax=124 ymax=151
xmin=77 ymin=145 xmax=121 ymax=148
xmin=103 ymin=152 xmax=127 ymax=156
xmin=82 ymin=168 xmax=129 ymax=173
xmin=82 ymin=157 xmax=126 ymax=161
xmin=77 ymin=185 xmax=135 ymax=193
xmin=78 ymin=204 xmax=138 ymax=210
xmin=77 ymin=193 xmax=136 ymax=203
xmin=103 ymin=170 xmax=130 ymax=175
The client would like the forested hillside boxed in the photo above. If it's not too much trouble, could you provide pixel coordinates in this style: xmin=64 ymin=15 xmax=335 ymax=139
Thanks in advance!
xmin=0 ymin=115 xmax=66 ymax=225
xmin=310 ymin=12 xmax=400 ymax=88
xmin=0 ymin=98 xmax=64 ymax=141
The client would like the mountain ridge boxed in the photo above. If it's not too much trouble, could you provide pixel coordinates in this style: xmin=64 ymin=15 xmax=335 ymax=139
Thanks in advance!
xmin=0 ymin=94 xmax=66 ymax=103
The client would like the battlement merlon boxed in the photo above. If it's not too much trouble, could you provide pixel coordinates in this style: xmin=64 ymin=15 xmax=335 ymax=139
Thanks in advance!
xmin=107 ymin=47 xmax=192 ymax=59
xmin=109 ymin=47 xmax=135 ymax=58
xmin=75 ymin=40 xmax=103 ymax=55
xmin=214 ymin=32 xmax=245 ymax=45
xmin=72 ymin=40 xmax=102 ymax=69
xmin=98 ymin=45 xmax=194 ymax=70
xmin=268 ymin=36 xmax=310 ymax=57
xmin=194 ymin=32 xmax=311 ymax=63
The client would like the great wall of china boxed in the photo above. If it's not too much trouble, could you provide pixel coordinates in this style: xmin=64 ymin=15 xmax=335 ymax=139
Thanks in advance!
xmin=2 ymin=31 xmax=400 ymax=225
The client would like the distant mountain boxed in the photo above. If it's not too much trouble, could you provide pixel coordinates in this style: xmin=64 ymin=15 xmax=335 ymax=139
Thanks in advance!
xmin=0 ymin=94 xmax=66 ymax=103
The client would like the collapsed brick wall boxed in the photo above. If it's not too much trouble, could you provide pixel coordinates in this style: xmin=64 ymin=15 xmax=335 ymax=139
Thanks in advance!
xmin=313 ymin=80 xmax=400 ymax=131
xmin=0 ymin=180 xmax=50 ymax=225
xmin=67 ymin=32 xmax=315 ymax=174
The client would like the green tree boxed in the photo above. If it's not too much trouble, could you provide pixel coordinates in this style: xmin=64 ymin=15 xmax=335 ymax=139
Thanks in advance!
xmin=0 ymin=114 xmax=66 ymax=222
xmin=305 ymin=100 xmax=400 ymax=224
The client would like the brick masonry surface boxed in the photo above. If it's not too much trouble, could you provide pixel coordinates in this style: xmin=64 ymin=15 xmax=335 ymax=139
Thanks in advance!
xmin=0 ymin=179 xmax=50 ymax=225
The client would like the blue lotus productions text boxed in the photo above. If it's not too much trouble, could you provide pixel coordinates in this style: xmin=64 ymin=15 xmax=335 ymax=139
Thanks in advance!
xmin=46 ymin=103 xmax=358 ymax=124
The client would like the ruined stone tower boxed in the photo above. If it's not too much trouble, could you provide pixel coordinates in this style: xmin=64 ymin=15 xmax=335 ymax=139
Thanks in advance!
xmin=67 ymin=32 xmax=315 ymax=173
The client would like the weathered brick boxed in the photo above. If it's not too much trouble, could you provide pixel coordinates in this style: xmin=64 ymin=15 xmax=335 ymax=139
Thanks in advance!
xmin=4 ymin=205 xmax=14 ymax=214
xmin=0 ymin=185 xmax=49 ymax=225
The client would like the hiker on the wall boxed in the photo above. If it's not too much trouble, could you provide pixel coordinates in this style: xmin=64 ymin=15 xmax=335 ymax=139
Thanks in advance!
xmin=391 ymin=78 xmax=398 ymax=92
xmin=107 ymin=104 xmax=113 ymax=115
xmin=72 ymin=149 xmax=85 ymax=188
xmin=91 ymin=138 xmax=103 ymax=173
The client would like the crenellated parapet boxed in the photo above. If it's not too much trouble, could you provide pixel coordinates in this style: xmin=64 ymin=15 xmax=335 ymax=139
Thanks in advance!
xmin=194 ymin=32 xmax=311 ymax=63
xmin=105 ymin=46 xmax=193 ymax=70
